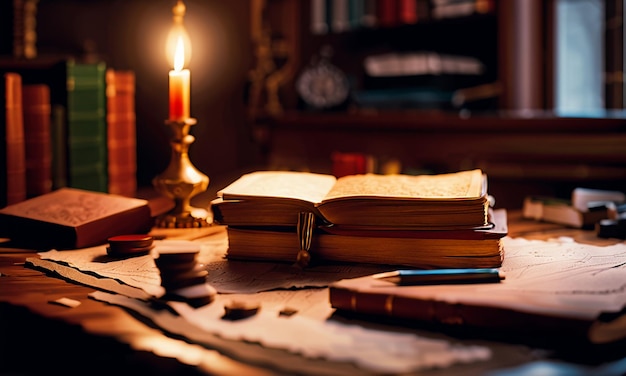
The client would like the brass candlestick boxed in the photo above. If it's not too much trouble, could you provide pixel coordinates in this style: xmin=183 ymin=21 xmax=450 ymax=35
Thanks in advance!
xmin=152 ymin=117 xmax=210 ymax=228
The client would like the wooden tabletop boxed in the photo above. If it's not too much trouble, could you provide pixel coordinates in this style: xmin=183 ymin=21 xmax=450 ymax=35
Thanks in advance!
xmin=1 ymin=211 xmax=625 ymax=375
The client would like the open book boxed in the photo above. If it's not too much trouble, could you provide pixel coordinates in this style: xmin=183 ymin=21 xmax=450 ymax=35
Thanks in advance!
xmin=212 ymin=169 xmax=490 ymax=229
xmin=329 ymin=236 xmax=626 ymax=344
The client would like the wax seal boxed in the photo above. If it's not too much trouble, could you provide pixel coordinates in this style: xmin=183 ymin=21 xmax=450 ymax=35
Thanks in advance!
xmin=107 ymin=234 xmax=154 ymax=257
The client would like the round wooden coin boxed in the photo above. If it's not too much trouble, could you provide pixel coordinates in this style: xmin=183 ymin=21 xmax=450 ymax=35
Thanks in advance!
xmin=160 ymin=268 xmax=209 ymax=290
xmin=108 ymin=234 xmax=153 ymax=249
xmin=106 ymin=235 xmax=155 ymax=257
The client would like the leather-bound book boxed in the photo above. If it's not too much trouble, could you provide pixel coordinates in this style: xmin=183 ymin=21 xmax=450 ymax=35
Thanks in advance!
xmin=0 ymin=187 xmax=153 ymax=249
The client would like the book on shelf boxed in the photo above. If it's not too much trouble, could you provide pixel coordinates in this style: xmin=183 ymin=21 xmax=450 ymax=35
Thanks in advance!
xmin=361 ymin=0 xmax=378 ymax=27
xmin=0 ymin=57 xmax=71 ymax=191
xmin=1 ymin=72 xmax=27 ymax=207
xmin=431 ymin=0 xmax=477 ymax=19
xmin=348 ymin=0 xmax=365 ymax=29
xmin=329 ymin=236 xmax=626 ymax=344
xmin=105 ymin=68 xmax=137 ymax=197
xmin=22 ymin=83 xmax=53 ymax=198
xmin=331 ymin=151 xmax=376 ymax=178
xmin=376 ymin=0 xmax=399 ymax=27
xmin=570 ymin=187 xmax=625 ymax=213
xmin=0 ymin=0 xmax=38 ymax=58
xmin=0 ymin=187 xmax=153 ymax=250
xmin=66 ymin=60 xmax=108 ymax=192
xmin=331 ymin=0 xmax=351 ymax=32
xmin=224 ymin=208 xmax=506 ymax=268
xmin=310 ymin=0 xmax=329 ymax=34
xmin=212 ymin=169 xmax=490 ymax=229
xmin=398 ymin=0 xmax=418 ymax=24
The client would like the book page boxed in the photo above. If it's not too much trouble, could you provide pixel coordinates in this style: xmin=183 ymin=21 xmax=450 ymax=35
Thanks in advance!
xmin=32 ymin=227 xmax=390 ymax=295
xmin=322 ymin=169 xmax=484 ymax=201
xmin=218 ymin=171 xmax=337 ymax=204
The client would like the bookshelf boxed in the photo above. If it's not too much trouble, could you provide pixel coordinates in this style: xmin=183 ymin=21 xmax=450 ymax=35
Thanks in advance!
xmin=247 ymin=0 xmax=626 ymax=209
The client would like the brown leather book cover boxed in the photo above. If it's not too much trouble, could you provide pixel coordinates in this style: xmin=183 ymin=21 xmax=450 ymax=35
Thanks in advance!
xmin=2 ymin=72 xmax=26 ymax=206
xmin=329 ymin=235 xmax=626 ymax=344
xmin=22 ymin=83 xmax=52 ymax=198
xmin=0 ymin=187 xmax=153 ymax=249
xmin=106 ymin=68 xmax=136 ymax=197
xmin=329 ymin=277 xmax=593 ymax=340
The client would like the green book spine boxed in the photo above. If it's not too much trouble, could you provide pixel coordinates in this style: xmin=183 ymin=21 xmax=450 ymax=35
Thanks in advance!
xmin=66 ymin=60 xmax=107 ymax=192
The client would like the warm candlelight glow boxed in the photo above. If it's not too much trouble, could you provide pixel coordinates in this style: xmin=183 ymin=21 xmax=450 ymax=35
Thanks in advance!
xmin=169 ymin=34 xmax=190 ymax=120
xmin=174 ymin=36 xmax=185 ymax=71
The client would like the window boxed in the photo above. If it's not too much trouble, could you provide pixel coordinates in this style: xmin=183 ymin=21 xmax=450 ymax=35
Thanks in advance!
xmin=554 ymin=0 xmax=605 ymax=116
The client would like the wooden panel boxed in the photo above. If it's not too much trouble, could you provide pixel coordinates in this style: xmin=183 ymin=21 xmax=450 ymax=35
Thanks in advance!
xmin=254 ymin=112 xmax=626 ymax=208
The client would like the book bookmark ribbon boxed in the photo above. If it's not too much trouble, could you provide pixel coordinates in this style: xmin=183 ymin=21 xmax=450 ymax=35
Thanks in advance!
xmin=295 ymin=211 xmax=316 ymax=268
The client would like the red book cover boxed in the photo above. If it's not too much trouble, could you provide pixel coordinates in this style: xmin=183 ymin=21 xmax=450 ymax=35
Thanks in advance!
xmin=0 ymin=187 xmax=153 ymax=249
xmin=398 ymin=0 xmax=418 ymax=24
xmin=2 ymin=72 xmax=26 ymax=206
xmin=22 ymin=84 xmax=52 ymax=198
xmin=377 ymin=0 xmax=398 ymax=27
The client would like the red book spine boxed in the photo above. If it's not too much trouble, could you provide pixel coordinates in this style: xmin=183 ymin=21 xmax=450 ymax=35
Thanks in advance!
xmin=22 ymin=84 xmax=52 ymax=197
xmin=398 ymin=0 xmax=418 ymax=24
xmin=106 ymin=69 xmax=137 ymax=197
xmin=4 ymin=72 xmax=26 ymax=205
xmin=377 ymin=0 xmax=398 ymax=27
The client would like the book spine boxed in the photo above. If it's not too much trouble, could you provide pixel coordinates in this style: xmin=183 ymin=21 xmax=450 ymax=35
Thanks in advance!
xmin=475 ymin=0 xmax=495 ymax=14
xmin=11 ymin=0 xmax=25 ymax=58
xmin=361 ymin=0 xmax=378 ymax=28
xmin=416 ymin=0 xmax=431 ymax=21
xmin=329 ymin=285 xmax=592 ymax=338
xmin=66 ymin=60 xmax=107 ymax=192
xmin=311 ymin=0 xmax=329 ymax=34
xmin=3 ymin=72 xmax=27 ymax=206
xmin=329 ymin=286 xmax=436 ymax=322
xmin=398 ymin=0 xmax=418 ymax=24
xmin=22 ymin=84 xmax=52 ymax=198
xmin=22 ymin=0 xmax=38 ymax=58
xmin=348 ymin=0 xmax=365 ymax=29
xmin=376 ymin=0 xmax=398 ymax=27
xmin=106 ymin=69 xmax=137 ymax=197
xmin=50 ymin=103 xmax=67 ymax=189
xmin=331 ymin=151 xmax=369 ymax=177
xmin=332 ymin=0 xmax=351 ymax=33
xmin=432 ymin=0 xmax=476 ymax=19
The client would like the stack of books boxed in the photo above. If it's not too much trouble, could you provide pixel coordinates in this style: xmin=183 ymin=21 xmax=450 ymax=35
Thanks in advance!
xmin=522 ymin=188 xmax=625 ymax=229
xmin=211 ymin=169 xmax=507 ymax=269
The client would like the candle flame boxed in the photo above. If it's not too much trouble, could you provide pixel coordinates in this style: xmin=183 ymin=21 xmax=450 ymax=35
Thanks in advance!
xmin=174 ymin=36 xmax=185 ymax=72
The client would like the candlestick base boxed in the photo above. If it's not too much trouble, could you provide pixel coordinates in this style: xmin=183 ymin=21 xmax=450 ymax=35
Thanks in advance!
xmin=152 ymin=118 xmax=211 ymax=228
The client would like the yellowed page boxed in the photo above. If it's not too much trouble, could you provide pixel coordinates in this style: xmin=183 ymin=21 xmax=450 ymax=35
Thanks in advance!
xmin=218 ymin=171 xmax=337 ymax=204
xmin=323 ymin=169 xmax=485 ymax=201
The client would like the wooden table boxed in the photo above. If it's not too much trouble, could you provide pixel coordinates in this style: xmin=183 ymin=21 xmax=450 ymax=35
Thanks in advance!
xmin=1 ymin=211 xmax=625 ymax=375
